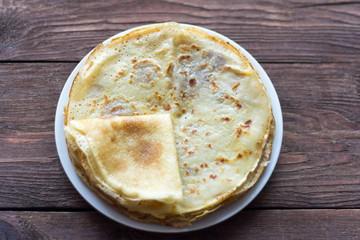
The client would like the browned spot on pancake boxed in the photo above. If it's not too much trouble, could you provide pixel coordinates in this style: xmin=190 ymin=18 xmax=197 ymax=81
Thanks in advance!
xmin=180 ymin=91 xmax=187 ymax=98
xmin=236 ymin=102 xmax=242 ymax=109
xmin=191 ymin=44 xmax=201 ymax=51
xmin=179 ymin=71 xmax=188 ymax=76
xmin=210 ymin=80 xmax=219 ymax=90
xmin=181 ymin=126 xmax=188 ymax=132
xmin=242 ymin=149 xmax=253 ymax=156
xmin=221 ymin=117 xmax=231 ymax=122
xmin=201 ymin=61 xmax=208 ymax=69
xmin=150 ymin=105 xmax=159 ymax=111
xmin=237 ymin=153 xmax=243 ymax=158
xmin=180 ymin=45 xmax=190 ymax=51
xmin=189 ymin=78 xmax=197 ymax=88
xmin=201 ymin=50 xmax=207 ymax=57
xmin=232 ymin=82 xmax=240 ymax=91
xmin=179 ymin=55 xmax=191 ymax=61
xmin=132 ymin=59 xmax=157 ymax=69
xmin=244 ymin=119 xmax=252 ymax=127
xmin=84 ymin=61 xmax=94 ymax=75
xmin=132 ymin=140 xmax=163 ymax=166
xmin=236 ymin=128 xmax=242 ymax=138
xmin=122 ymin=118 xmax=144 ymax=134
xmin=164 ymin=104 xmax=171 ymax=111
xmin=224 ymin=94 xmax=242 ymax=109
xmin=153 ymin=91 xmax=163 ymax=101
xmin=118 ymin=69 xmax=126 ymax=76
xmin=111 ymin=117 xmax=151 ymax=136
xmin=166 ymin=62 xmax=173 ymax=76
xmin=218 ymin=66 xmax=232 ymax=71
xmin=110 ymin=105 xmax=123 ymax=113
xmin=131 ymin=58 xmax=137 ymax=64
xmin=103 ymin=94 xmax=110 ymax=104
xmin=215 ymin=158 xmax=229 ymax=165
xmin=182 ymin=146 xmax=188 ymax=153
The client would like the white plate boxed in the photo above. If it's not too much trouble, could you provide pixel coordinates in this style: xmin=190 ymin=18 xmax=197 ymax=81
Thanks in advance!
xmin=55 ymin=23 xmax=283 ymax=233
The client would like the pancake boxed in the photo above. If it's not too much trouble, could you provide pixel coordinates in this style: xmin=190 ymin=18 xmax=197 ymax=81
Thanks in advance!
xmin=64 ymin=114 xmax=182 ymax=203
xmin=64 ymin=22 xmax=274 ymax=227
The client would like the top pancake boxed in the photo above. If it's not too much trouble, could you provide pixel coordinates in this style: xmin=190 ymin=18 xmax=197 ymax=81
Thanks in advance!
xmin=64 ymin=22 xmax=274 ymax=226
xmin=65 ymin=114 xmax=182 ymax=203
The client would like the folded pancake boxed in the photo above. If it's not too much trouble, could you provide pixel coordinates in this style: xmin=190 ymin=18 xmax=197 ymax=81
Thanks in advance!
xmin=65 ymin=114 xmax=183 ymax=203
xmin=64 ymin=22 xmax=275 ymax=227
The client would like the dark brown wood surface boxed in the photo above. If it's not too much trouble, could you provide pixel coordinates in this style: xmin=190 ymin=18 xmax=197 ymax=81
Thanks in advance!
xmin=1 ymin=0 xmax=359 ymax=239
xmin=1 ymin=210 xmax=360 ymax=239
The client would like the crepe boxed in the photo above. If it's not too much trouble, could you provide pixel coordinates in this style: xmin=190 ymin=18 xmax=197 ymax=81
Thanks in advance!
xmin=64 ymin=114 xmax=182 ymax=203
xmin=64 ymin=22 xmax=274 ymax=227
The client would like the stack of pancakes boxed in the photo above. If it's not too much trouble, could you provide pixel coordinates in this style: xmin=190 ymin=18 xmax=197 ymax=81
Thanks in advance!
xmin=64 ymin=22 xmax=275 ymax=227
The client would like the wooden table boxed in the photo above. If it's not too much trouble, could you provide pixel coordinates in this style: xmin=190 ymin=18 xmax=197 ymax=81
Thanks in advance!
xmin=1 ymin=0 xmax=359 ymax=239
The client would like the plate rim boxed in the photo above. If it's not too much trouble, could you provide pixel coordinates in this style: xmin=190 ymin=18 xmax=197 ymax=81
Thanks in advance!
xmin=55 ymin=23 xmax=283 ymax=233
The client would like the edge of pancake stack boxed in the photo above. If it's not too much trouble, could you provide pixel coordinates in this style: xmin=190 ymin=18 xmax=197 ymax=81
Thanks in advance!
xmin=64 ymin=22 xmax=275 ymax=227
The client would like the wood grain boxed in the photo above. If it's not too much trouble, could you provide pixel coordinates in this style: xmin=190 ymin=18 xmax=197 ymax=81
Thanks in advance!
xmin=1 ymin=0 xmax=359 ymax=238
xmin=0 ymin=210 xmax=359 ymax=239
xmin=0 ymin=0 xmax=359 ymax=63
xmin=0 ymin=62 xmax=359 ymax=209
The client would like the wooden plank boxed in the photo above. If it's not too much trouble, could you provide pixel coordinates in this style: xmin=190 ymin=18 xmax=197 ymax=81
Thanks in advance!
xmin=0 ymin=62 xmax=359 ymax=209
xmin=0 ymin=0 xmax=359 ymax=63
xmin=0 ymin=63 xmax=90 ymax=209
xmin=0 ymin=210 xmax=359 ymax=239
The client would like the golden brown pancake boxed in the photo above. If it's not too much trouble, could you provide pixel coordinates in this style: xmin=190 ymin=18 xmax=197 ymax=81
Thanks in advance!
xmin=64 ymin=22 xmax=274 ymax=227
xmin=65 ymin=114 xmax=182 ymax=203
